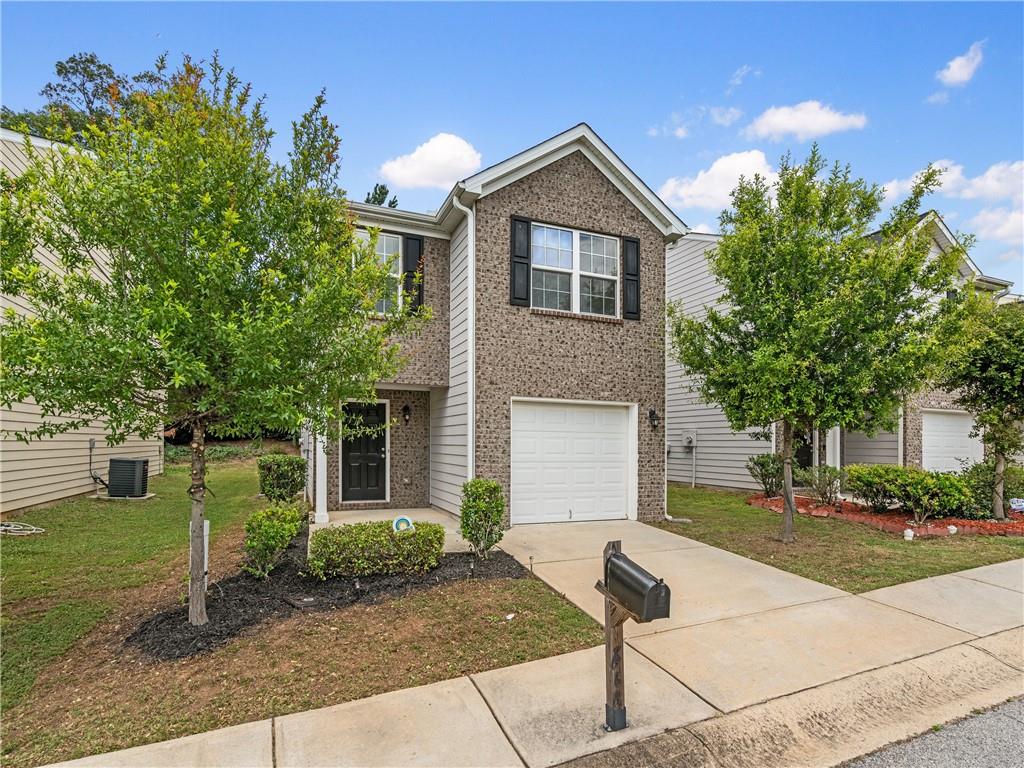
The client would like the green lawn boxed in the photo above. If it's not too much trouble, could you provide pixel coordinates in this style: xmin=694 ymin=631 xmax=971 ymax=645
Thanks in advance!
xmin=656 ymin=483 xmax=1024 ymax=593
xmin=1 ymin=462 xmax=262 ymax=712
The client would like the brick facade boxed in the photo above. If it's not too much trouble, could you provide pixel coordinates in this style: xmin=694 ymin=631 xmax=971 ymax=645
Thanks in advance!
xmin=382 ymin=235 xmax=450 ymax=388
xmin=472 ymin=150 xmax=667 ymax=523
xmin=327 ymin=388 xmax=431 ymax=510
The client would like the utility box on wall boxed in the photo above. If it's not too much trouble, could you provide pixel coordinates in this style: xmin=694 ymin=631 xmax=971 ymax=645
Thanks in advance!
xmin=107 ymin=458 xmax=149 ymax=498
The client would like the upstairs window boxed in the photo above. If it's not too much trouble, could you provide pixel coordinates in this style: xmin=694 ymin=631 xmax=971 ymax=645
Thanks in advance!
xmin=356 ymin=230 xmax=402 ymax=312
xmin=530 ymin=224 xmax=619 ymax=317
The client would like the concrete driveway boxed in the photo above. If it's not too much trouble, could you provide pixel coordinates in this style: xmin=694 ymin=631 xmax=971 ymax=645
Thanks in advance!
xmin=499 ymin=520 xmax=1017 ymax=714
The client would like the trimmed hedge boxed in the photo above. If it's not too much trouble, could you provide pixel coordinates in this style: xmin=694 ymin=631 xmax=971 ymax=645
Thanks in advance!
xmin=243 ymin=503 xmax=305 ymax=579
xmin=460 ymin=478 xmax=505 ymax=559
xmin=257 ymin=454 xmax=306 ymax=501
xmin=845 ymin=464 xmax=907 ymax=513
xmin=747 ymin=454 xmax=784 ymax=498
xmin=846 ymin=464 xmax=973 ymax=524
xmin=795 ymin=465 xmax=845 ymax=507
xmin=306 ymin=521 xmax=445 ymax=580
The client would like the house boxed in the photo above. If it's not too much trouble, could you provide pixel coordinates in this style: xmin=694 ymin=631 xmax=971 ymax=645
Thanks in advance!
xmin=0 ymin=129 xmax=164 ymax=513
xmin=303 ymin=124 xmax=687 ymax=525
xmin=665 ymin=214 xmax=1016 ymax=490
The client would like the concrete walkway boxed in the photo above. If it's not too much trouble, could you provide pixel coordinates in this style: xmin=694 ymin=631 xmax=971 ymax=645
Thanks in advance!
xmin=50 ymin=520 xmax=1024 ymax=768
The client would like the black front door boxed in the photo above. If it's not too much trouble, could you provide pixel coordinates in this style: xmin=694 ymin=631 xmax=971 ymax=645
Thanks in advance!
xmin=342 ymin=402 xmax=387 ymax=501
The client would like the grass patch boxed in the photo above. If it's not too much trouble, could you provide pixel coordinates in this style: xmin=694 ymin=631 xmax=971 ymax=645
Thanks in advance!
xmin=1 ymin=462 xmax=262 ymax=712
xmin=657 ymin=483 xmax=1024 ymax=593
xmin=1 ymin=460 xmax=601 ymax=768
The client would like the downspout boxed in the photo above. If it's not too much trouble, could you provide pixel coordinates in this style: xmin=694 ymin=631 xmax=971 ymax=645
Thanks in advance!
xmin=451 ymin=190 xmax=476 ymax=480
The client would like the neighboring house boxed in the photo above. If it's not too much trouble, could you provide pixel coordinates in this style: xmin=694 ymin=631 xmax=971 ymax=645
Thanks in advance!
xmin=665 ymin=214 xmax=1015 ymax=490
xmin=303 ymin=124 xmax=686 ymax=525
xmin=0 ymin=129 xmax=163 ymax=513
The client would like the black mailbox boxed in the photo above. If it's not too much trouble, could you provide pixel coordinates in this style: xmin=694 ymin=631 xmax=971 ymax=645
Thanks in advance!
xmin=604 ymin=552 xmax=670 ymax=622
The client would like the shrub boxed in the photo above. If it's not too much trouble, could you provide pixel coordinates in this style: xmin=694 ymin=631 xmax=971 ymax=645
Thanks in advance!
xmin=845 ymin=464 xmax=906 ymax=513
xmin=257 ymin=455 xmax=306 ymax=501
xmin=795 ymin=465 xmax=845 ymax=507
xmin=306 ymin=521 xmax=445 ymax=580
xmin=891 ymin=468 xmax=973 ymax=525
xmin=957 ymin=459 xmax=1024 ymax=519
xmin=747 ymin=454 xmax=784 ymax=498
xmin=243 ymin=503 xmax=304 ymax=579
xmin=460 ymin=478 xmax=505 ymax=559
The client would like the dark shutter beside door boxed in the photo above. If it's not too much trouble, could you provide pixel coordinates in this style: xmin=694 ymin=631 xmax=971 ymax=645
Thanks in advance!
xmin=510 ymin=217 xmax=531 ymax=306
xmin=622 ymin=236 xmax=640 ymax=320
xmin=402 ymin=235 xmax=424 ymax=311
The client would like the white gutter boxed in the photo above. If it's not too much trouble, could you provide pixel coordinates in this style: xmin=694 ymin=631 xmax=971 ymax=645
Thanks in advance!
xmin=451 ymin=190 xmax=476 ymax=480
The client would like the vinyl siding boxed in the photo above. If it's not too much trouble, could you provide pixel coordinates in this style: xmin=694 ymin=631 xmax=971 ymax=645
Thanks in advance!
xmin=1 ymin=133 xmax=163 ymax=513
xmin=844 ymin=429 xmax=899 ymax=466
xmin=429 ymin=217 xmax=470 ymax=513
xmin=665 ymin=236 xmax=770 ymax=490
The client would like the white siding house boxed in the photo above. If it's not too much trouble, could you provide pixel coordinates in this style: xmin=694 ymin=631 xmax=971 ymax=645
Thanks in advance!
xmin=1 ymin=130 xmax=163 ymax=513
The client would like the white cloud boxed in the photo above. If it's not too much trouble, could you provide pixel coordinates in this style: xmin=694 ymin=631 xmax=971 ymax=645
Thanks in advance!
xmin=647 ymin=112 xmax=689 ymax=139
xmin=379 ymin=133 xmax=482 ymax=190
xmin=646 ymin=126 xmax=660 ymax=137
xmin=659 ymin=150 xmax=778 ymax=210
xmin=726 ymin=64 xmax=761 ymax=94
xmin=885 ymin=159 xmax=1023 ymax=204
xmin=970 ymin=207 xmax=1024 ymax=246
xmin=937 ymin=41 xmax=985 ymax=87
xmin=672 ymin=126 xmax=689 ymax=139
xmin=926 ymin=91 xmax=950 ymax=105
xmin=996 ymin=249 xmax=1022 ymax=264
xmin=709 ymin=106 xmax=743 ymax=127
xmin=690 ymin=222 xmax=715 ymax=233
xmin=743 ymin=101 xmax=867 ymax=142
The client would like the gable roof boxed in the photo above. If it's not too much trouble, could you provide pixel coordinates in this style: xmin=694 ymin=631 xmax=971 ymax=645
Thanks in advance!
xmin=354 ymin=123 xmax=689 ymax=242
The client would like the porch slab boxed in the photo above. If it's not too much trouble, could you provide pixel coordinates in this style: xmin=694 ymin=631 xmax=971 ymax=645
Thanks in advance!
xmin=532 ymin=544 xmax=846 ymax=638
xmin=628 ymin=595 xmax=971 ymax=712
xmin=954 ymin=558 xmax=1024 ymax=593
xmin=471 ymin=645 xmax=717 ymax=768
xmin=47 ymin=720 xmax=273 ymax=767
xmin=315 ymin=507 xmax=471 ymax=553
xmin=274 ymin=677 xmax=522 ymax=767
xmin=499 ymin=520 xmax=706 ymax=565
xmin=863 ymin=572 xmax=1024 ymax=636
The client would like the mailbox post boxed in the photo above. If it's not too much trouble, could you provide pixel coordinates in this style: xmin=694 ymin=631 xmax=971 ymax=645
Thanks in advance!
xmin=594 ymin=540 xmax=670 ymax=732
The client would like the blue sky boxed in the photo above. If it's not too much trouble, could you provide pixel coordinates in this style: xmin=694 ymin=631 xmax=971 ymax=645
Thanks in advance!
xmin=2 ymin=2 xmax=1022 ymax=284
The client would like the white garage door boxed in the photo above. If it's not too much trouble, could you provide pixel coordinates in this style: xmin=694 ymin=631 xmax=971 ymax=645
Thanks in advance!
xmin=510 ymin=400 xmax=632 ymax=524
xmin=922 ymin=411 xmax=983 ymax=472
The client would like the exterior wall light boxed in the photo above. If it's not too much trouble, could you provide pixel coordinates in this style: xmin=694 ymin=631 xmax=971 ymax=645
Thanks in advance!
xmin=402 ymin=404 xmax=412 ymax=424
xmin=648 ymin=408 xmax=661 ymax=429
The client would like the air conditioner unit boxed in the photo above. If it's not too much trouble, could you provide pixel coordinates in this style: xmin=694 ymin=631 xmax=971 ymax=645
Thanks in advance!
xmin=107 ymin=458 xmax=149 ymax=498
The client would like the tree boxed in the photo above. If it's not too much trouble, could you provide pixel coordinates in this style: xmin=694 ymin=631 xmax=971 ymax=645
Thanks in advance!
xmin=365 ymin=182 xmax=398 ymax=208
xmin=1 ymin=55 xmax=421 ymax=624
xmin=940 ymin=301 xmax=1024 ymax=519
xmin=670 ymin=147 xmax=967 ymax=543
xmin=1 ymin=52 xmax=128 ymax=143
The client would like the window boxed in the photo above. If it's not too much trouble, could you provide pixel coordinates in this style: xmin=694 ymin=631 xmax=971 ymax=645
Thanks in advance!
xmin=530 ymin=224 xmax=619 ymax=317
xmin=357 ymin=230 xmax=402 ymax=312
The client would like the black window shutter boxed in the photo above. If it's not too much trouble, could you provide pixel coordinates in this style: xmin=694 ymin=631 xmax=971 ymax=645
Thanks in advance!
xmin=510 ymin=217 xmax=531 ymax=306
xmin=622 ymin=236 xmax=640 ymax=320
xmin=402 ymin=235 xmax=424 ymax=311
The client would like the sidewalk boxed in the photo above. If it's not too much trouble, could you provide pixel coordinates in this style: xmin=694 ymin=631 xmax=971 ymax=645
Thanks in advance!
xmin=49 ymin=522 xmax=1024 ymax=768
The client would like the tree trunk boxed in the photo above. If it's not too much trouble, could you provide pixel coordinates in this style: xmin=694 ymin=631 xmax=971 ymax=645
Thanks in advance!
xmin=781 ymin=421 xmax=796 ymax=544
xmin=993 ymin=452 xmax=1006 ymax=521
xmin=188 ymin=421 xmax=209 ymax=626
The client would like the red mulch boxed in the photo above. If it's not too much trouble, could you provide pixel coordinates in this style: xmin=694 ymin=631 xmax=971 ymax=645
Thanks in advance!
xmin=748 ymin=494 xmax=1024 ymax=538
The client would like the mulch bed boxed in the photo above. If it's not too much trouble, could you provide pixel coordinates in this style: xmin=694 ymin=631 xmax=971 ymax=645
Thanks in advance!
xmin=125 ymin=527 xmax=526 ymax=661
xmin=748 ymin=494 xmax=1024 ymax=537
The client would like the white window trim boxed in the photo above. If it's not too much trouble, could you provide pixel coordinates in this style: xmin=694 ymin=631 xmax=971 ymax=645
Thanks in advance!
xmin=530 ymin=224 xmax=620 ymax=318
xmin=356 ymin=229 xmax=403 ymax=313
